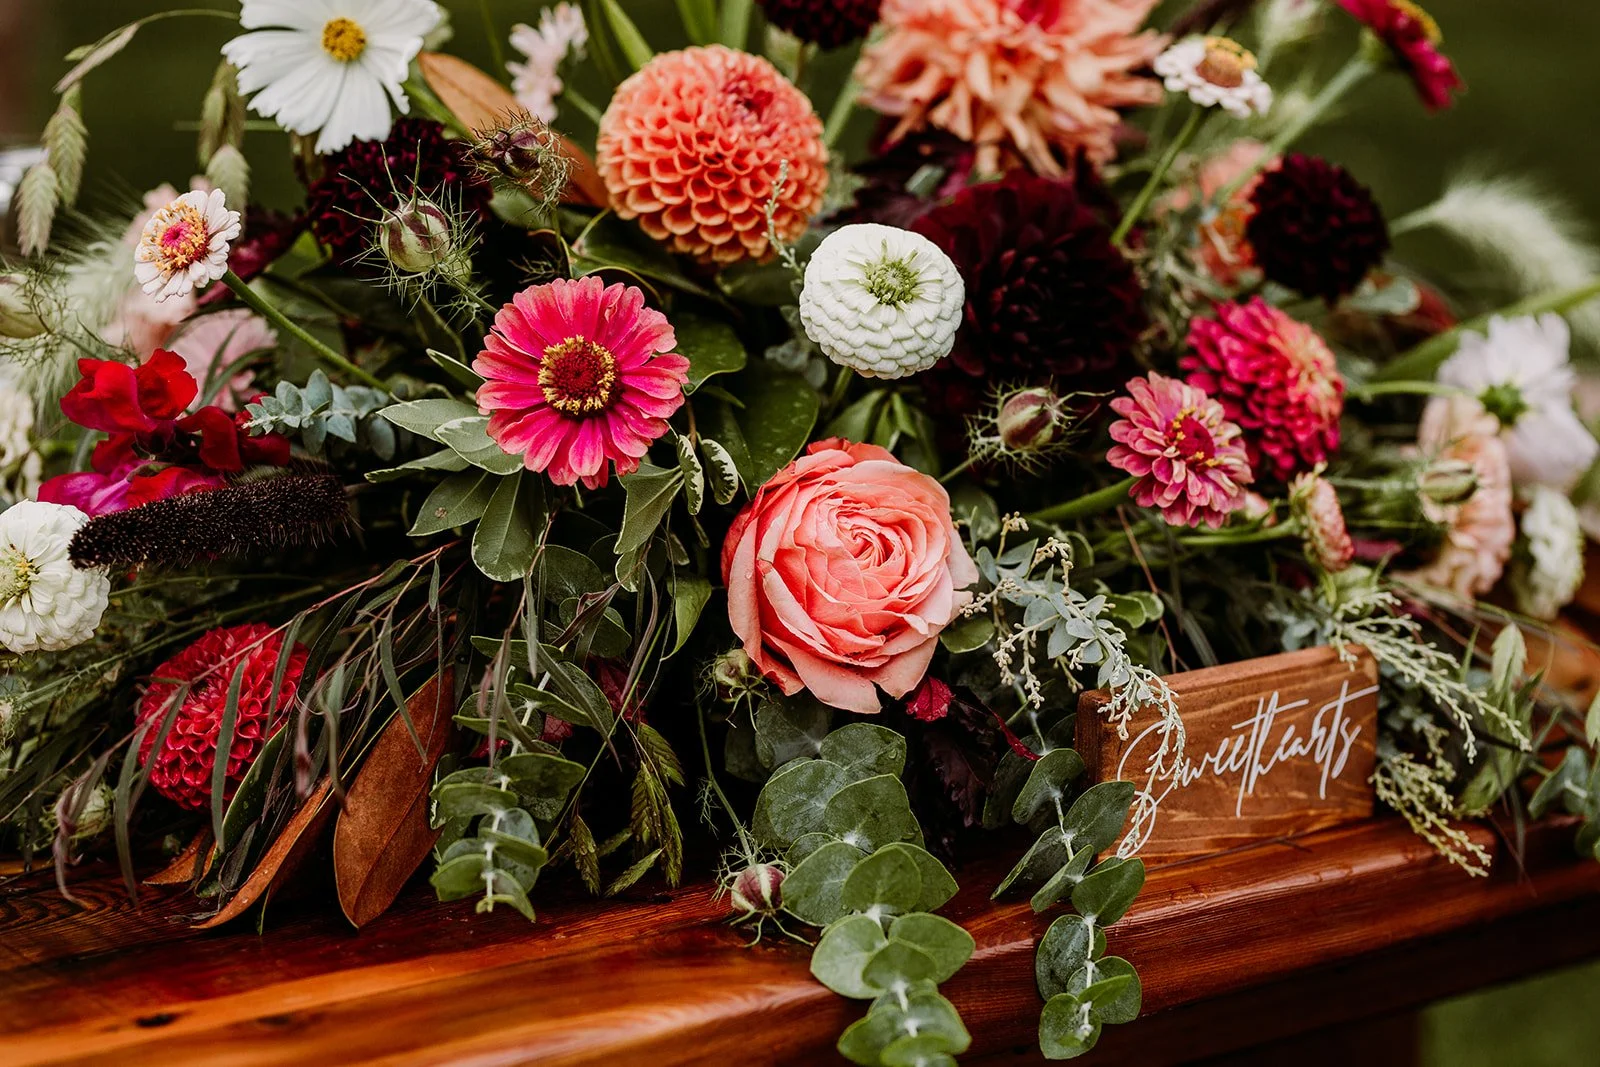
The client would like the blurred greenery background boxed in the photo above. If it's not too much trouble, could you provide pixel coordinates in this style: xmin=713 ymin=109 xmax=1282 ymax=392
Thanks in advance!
xmin=6 ymin=0 xmax=1600 ymax=1062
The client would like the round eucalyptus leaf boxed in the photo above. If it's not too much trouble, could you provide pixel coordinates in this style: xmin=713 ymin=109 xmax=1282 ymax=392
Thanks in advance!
xmin=434 ymin=781 xmax=518 ymax=822
xmin=1069 ymin=857 xmax=1145 ymax=926
xmin=1071 ymin=956 xmax=1141 ymax=1025
xmin=820 ymin=722 xmax=908 ymax=781
xmin=754 ymin=697 xmax=832 ymax=768
xmin=837 ymin=988 xmax=970 ymax=1066
xmin=1011 ymin=748 xmax=1086 ymax=823
xmin=982 ymin=750 xmax=1034 ymax=830
xmin=1029 ymin=844 xmax=1095 ymax=913
xmin=1039 ymin=992 xmax=1102 ymax=1060
xmin=993 ymin=826 xmax=1073 ymax=898
xmin=887 ymin=913 xmax=974 ymax=983
xmin=753 ymin=759 xmax=851 ymax=849
xmin=478 ymin=829 xmax=549 ymax=870
xmin=1036 ymin=914 xmax=1106 ymax=1000
xmin=861 ymin=938 xmax=940 ymax=993
xmin=840 ymin=846 xmax=921 ymax=914
xmin=881 ymin=1035 xmax=959 ymax=1067
xmin=783 ymin=840 xmax=866 ymax=927
xmin=1063 ymin=781 xmax=1137 ymax=855
xmin=429 ymin=850 xmax=490 ymax=900
xmin=810 ymin=913 xmax=889 ymax=999
xmin=880 ymin=842 xmax=958 ymax=912
xmin=788 ymin=831 xmax=842 ymax=866
xmin=824 ymin=774 xmax=918 ymax=853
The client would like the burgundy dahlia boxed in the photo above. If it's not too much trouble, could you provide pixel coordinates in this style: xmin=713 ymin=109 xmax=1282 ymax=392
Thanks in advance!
xmin=136 ymin=624 xmax=308 ymax=811
xmin=1337 ymin=0 xmax=1463 ymax=111
xmin=758 ymin=0 xmax=882 ymax=49
xmin=913 ymin=172 xmax=1146 ymax=418
xmin=1246 ymin=154 xmax=1389 ymax=303
xmin=305 ymin=118 xmax=491 ymax=267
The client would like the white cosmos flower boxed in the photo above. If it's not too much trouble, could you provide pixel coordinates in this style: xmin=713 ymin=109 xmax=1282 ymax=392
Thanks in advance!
xmin=508 ymin=2 xmax=588 ymax=123
xmin=0 ymin=501 xmax=110 ymax=655
xmin=1154 ymin=37 xmax=1273 ymax=119
xmin=799 ymin=223 xmax=965 ymax=379
xmin=1511 ymin=485 xmax=1584 ymax=620
xmin=134 ymin=189 xmax=241 ymax=303
xmin=223 ymin=0 xmax=442 ymax=155
xmin=1438 ymin=313 xmax=1600 ymax=491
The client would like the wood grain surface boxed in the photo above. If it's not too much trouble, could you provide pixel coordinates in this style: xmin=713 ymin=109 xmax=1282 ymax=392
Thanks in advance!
xmin=3 ymin=815 xmax=1598 ymax=1065
xmin=1077 ymin=646 xmax=1379 ymax=860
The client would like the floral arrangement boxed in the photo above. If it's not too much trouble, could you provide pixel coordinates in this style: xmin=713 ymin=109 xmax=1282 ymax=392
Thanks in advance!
xmin=4 ymin=0 xmax=1600 ymax=1061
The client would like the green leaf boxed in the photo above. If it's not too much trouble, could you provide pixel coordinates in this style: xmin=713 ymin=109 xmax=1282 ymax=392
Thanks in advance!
xmin=811 ymin=913 xmax=890 ymax=999
xmin=1587 ymin=690 xmax=1600 ymax=748
xmin=672 ymin=0 xmax=717 ymax=44
xmin=1039 ymin=993 xmax=1101 ymax=1060
xmin=676 ymin=313 xmax=748 ymax=392
xmin=668 ymin=573 xmax=712 ymax=655
xmin=820 ymin=723 xmax=907 ymax=782
xmin=367 ymin=447 xmax=471 ymax=483
xmin=379 ymin=397 xmax=480 ymax=441
xmin=431 ymin=850 xmax=490 ymax=900
xmin=570 ymin=213 xmax=720 ymax=301
xmin=824 ymin=389 xmax=890 ymax=442
xmin=1036 ymin=914 xmax=1106 ymax=1000
xmin=598 ymin=0 xmax=654 ymax=70
xmin=861 ymin=939 xmax=941 ymax=994
xmin=409 ymin=470 xmax=496 ymax=537
xmin=752 ymin=759 xmax=851 ymax=849
xmin=719 ymin=0 xmax=753 ymax=47
xmin=782 ymin=839 xmax=865 ymax=926
xmin=704 ymin=364 xmax=820 ymax=488
xmin=840 ymin=845 xmax=922 ymax=913
xmin=479 ymin=867 xmax=538 ymax=919
xmin=1077 ymin=974 xmax=1134 ymax=1020
xmin=436 ymin=416 xmax=523 ymax=475
xmin=435 ymin=781 xmax=519 ymax=821
xmin=1030 ymin=844 xmax=1095 ymax=913
xmin=880 ymin=842 xmax=958 ymax=913
xmin=1069 ymin=857 xmax=1145 ymax=926
xmin=480 ymin=819 xmax=550 ymax=869
xmin=672 ymin=432 xmax=705 ymax=514
xmin=838 ymin=990 xmax=970 ymax=1067
xmin=1530 ymin=746 xmax=1587 ymax=819
xmin=754 ymin=697 xmax=832 ymax=768
xmin=824 ymin=775 xmax=919 ymax=853
xmin=940 ymin=614 xmax=996 ymax=655
xmin=701 ymin=438 xmax=741 ymax=504
xmin=1374 ymin=279 xmax=1600 ymax=383
xmin=1064 ymin=781 xmax=1137 ymax=855
xmin=1012 ymin=748 xmax=1086 ymax=823
xmin=497 ymin=752 xmax=587 ymax=820
xmin=887 ymin=913 xmax=974 ymax=983
xmin=216 ymin=727 xmax=286 ymax=858
xmin=1074 ymin=957 xmax=1141 ymax=1024
xmin=472 ymin=473 xmax=542 ymax=582
xmin=993 ymin=826 xmax=1073 ymax=898
xmin=616 ymin=463 xmax=683 ymax=557
xmin=881 ymin=1039 xmax=957 ymax=1067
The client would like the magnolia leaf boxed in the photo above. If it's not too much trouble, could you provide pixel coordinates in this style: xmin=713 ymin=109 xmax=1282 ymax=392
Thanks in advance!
xmin=195 ymin=780 xmax=335 ymax=928
xmin=839 ymin=844 xmax=921 ymax=913
xmin=752 ymin=758 xmax=851 ymax=849
xmin=1036 ymin=914 xmax=1106 ymax=1000
xmin=1069 ymin=857 xmax=1145 ymax=926
xmin=820 ymin=723 xmax=907 ymax=782
xmin=782 ymin=839 xmax=864 ymax=927
xmin=811 ymin=913 xmax=889 ymax=999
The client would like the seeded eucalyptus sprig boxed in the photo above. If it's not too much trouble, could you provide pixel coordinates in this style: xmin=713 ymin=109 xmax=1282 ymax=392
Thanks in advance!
xmin=244 ymin=370 xmax=396 ymax=460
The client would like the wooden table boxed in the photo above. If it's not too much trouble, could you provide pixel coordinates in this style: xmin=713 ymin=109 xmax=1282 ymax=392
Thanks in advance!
xmin=3 ymin=816 xmax=1599 ymax=1066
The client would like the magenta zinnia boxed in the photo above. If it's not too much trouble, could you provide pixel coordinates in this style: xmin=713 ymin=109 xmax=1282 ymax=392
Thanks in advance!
xmin=1107 ymin=372 xmax=1253 ymax=529
xmin=474 ymin=277 xmax=690 ymax=490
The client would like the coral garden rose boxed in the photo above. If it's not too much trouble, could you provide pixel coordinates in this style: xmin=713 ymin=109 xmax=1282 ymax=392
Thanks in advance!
xmin=722 ymin=440 xmax=979 ymax=715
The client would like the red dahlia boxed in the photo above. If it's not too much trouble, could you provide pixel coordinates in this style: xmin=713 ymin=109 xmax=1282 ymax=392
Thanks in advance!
xmin=1182 ymin=298 xmax=1344 ymax=480
xmin=758 ymin=0 xmax=882 ymax=49
xmin=136 ymin=624 xmax=308 ymax=810
xmin=1337 ymin=0 xmax=1463 ymax=111
xmin=913 ymin=172 xmax=1146 ymax=418
xmin=1246 ymin=154 xmax=1390 ymax=303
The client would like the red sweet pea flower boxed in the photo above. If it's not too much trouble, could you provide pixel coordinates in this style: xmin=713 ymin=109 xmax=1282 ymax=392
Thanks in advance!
xmin=1337 ymin=0 xmax=1463 ymax=111
xmin=60 ymin=350 xmax=196 ymax=434
xmin=126 ymin=466 xmax=228 ymax=509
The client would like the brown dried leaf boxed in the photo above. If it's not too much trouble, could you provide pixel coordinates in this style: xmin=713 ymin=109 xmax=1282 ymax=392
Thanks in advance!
xmin=193 ymin=780 xmax=334 ymax=929
xmin=415 ymin=51 xmax=608 ymax=208
xmin=144 ymin=828 xmax=211 ymax=886
xmin=333 ymin=671 xmax=456 ymax=928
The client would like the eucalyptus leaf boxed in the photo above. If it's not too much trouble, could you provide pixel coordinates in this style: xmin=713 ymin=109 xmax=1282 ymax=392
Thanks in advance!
xmin=940 ymin=614 xmax=996 ymax=655
xmin=754 ymin=697 xmax=831 ymax=768
xmin=752 ymin=759 xmax=851 ymax=849
xmin=824 ymin=775 xmax=919 ymax=853
xmin=1030 ymin=844 xmax=1095 ymax=913
xmin=993 ymin=826 xmax=1073 ymax=898
xmin=879 ymin=842 xmax=958 ymax=913
xmin=1012 ymin=748 xmax=1086 ymax=823
xmin=1036 ymin=914 xmax=1106 ymax=1000
xmin=837 ymin=990 xmax=970 ymax=1067
xmin=820 ymin=722 xmax=907 ymax=782
xmin=839 ymin=844 xmax=922 ymax=913
xmin=782 ymin=839 xmax=865 ymax=926
xmin=1039 ymin=992 xmax=1101 ymax=1060
xmin=810 ymin=913 xmax=889 ymax=999
xmin=861 ymin=939 xmax=941 ymax=995
xmin=887 ymin=913 xmax=974 ymax=983
xmin=1063 ymin=781 xmax=1137 ymax=855
xmin=1072 ymin=957 xmax=1141 ymax=1024
xmin=1069 ymin=857 xmax=1145 ymax=926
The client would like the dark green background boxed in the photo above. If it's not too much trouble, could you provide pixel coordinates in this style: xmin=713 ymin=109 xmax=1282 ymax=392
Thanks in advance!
xmin=13 ymin=2 xmax=1600 ymax=1063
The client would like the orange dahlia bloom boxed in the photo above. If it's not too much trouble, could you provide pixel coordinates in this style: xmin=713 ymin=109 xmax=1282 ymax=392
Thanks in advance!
xmin=855 ymin=0 xmax=1166 ymax=176
xmin=596 ymin=45 xmax=828 ymax=265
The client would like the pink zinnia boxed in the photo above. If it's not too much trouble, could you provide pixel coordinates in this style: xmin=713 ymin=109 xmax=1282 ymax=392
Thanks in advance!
xmin=1290 ymin=471 xmax=1354 ymax=573
xmin=474 ymin=277 xmax=690 ymax=490
xmin=1183 ymin=298 xmax=1344 ymax=481
xmin=1107 ymin=372 xmax=1253 ymax=529
xmin=1337 ymin=0 xmax=1463 ymax=111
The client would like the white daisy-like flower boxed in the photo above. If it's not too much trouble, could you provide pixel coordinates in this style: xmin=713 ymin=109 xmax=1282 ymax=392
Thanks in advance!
xmin=134 ymin=189 xmax=241 ymax=304
xmin=1438 ymin=313 xmax=1600 ymax=491
xmin=1154 ymin=37 xmax=1273 ymax=119
xmin=0 ymin=501 xmax=110 ymax=655
xmin=1511 ymin=485 xmax=1585 ymax=620
xmin=222 ymin=0 xmax=442 ymax=155
xmin=799 ymin=223 xmax=964 ymax=379
xmin=508 ymin=2 xmax=588 ymax=123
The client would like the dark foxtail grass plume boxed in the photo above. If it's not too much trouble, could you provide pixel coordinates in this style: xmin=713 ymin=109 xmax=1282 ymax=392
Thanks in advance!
xmin=69 ymin=471 xmax=350 ymax=570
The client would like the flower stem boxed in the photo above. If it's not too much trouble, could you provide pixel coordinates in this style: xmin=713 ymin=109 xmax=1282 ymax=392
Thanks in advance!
xmin=1112 ymin=106 xmax=1204 ymax=248
xmin=1220 ymin=52 xmax=1377 ymax=202
xmin=222 ymin=270 xmax=388 ymax=391
xmin=823 ymin=77 xmax=859 ymax=149
xmin=1177 ymin=522 xmax=1300 ymax=548
xmin=940 ymin=456 xmax=977 ymax=485
xmin=698 ymin=704 xmax=755 ymax=855
xmin=1350 ymin=380 xmax=1469 ymax=401
xmin=1027 ymin=476 xmax=1136 ymax=525
xmin=825 ymin=365 xmax=854 ymax=415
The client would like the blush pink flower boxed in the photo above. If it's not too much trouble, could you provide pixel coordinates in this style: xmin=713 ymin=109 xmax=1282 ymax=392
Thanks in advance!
xmin=722 ymin=440 xmax=980 ymax=715
xmin=1183 ymin=298 xmax=1344 ymax=480
xmin=168 ymin=309 xmax=275 ymax=410
xmin=1161 ymin=139 xmax=1277 ymax=289
xmin=474 ymin=277 xmax=690 ymax=490
xmin=1400 ymin=396 xmax=1514 ymax=598
xmin=855 ymin=0 xmax=1166 ymax=176
xmin=1107 ymin=372 xmax=1253 ymax=529
xmin=1289 ymin=469 xmax=1353 ymax=572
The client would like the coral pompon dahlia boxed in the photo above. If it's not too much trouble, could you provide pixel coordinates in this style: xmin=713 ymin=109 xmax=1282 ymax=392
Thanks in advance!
xmin=1183 ymin=299 xmax=1344 ymax=480
xmin=596 ymin=46 xmax=828 ymax=265
xmin=1107 ymin=373 xmax=1253 ymax=529
xmin=137 ymin=624 xmax=307 ymax=811
xmin=474 ymin=277 xmax=690 ymax=489
xmin=855 ymin=0 xmax=1165 ymax=175
xmin=134 ymin=189 xmax=241 ymax=303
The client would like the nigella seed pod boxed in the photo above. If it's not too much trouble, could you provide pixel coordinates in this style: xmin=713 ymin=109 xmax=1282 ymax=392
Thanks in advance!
xmin=1418 ymin=458 xmax=1479 ymax=506
xmin=997 ymin=388 xmax=1066 ymax=453
xmin=379 ymin=199 xmax=455 ymax=275
xmin=0 ymin=274 xmax=45 ymax=340
xmin=731 ymin=863 xmax=784 ymax=917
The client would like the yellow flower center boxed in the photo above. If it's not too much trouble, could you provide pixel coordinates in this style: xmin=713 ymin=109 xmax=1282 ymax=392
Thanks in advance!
xmin=321 ymin=17 xmax=368 ymax=62
xmin=1196 ymin=37 xmax=1257 ymax=90
xmin=142 ymin=200 xmax=210 ymax=276
xmin=1392 ymin=1 xmax=1443 ymax=43
xmin=0 ymin=547 xmax=34 ymax=604
xmin=540 ymin=337 xmax=619 ymax=415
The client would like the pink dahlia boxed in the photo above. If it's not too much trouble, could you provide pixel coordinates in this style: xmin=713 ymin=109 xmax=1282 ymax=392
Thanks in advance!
xmin=855 ymin=0 xmax=1166 ymax=176
xmin=1337 ymin=0 xmax=1462 ymax=111
xmin=1107 ymin=372 xmax=1253 ymax=529
xmin=1289 ymin=470 xmax=1353 ymax=572
xmin=474 ymin=277 xmax=690 ymax=490
xmin=1182 ymin=298 xmax=1344 ymax=480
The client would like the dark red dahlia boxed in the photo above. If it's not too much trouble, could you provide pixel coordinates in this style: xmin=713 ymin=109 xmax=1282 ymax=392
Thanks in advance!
xmin=136 ymin=624 xmax=308 ymax=811
xmin=304 ymin=118 xmax=491 ymax=267
xmin=1337 ymin=0 xmax=1463 ymax=111
xmin=833 ymin=129 xmax=976 ymax=230
xmin=758 ymin=0 xmax=882 ymax=49
xmin=1246 ymin=154 xmax=1390 ymax=303
xmin=1182 ymin=298 xmax=1345 ymax=480
xmin=913 ymin=172 xmax=1146 ymax=418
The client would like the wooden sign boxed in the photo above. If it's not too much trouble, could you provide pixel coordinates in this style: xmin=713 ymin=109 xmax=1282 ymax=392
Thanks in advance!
xmin=1076 ymin=646 xmax=1379 ymax=861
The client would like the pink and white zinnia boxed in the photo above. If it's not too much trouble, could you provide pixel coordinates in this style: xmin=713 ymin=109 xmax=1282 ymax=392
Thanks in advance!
xmin=1108 ymin=372 xmax=1254 ymax=529
xmin=474 ymin=277 xmax=690 ymax=489
xmin=134 ymin=189 xmax=240 ymax=303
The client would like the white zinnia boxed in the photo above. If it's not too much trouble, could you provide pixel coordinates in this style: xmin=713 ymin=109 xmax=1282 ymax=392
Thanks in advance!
xmin=1511 ymin=486 xmax=1584 ymax=620
xmin=799 ymin=224 xmax=964 ymax=379
xmin=223 ymin=0 xmax=442 ymax=155
xmin=508 ymin=2 xmax=588 ymax=123
xmin=1437 ymin=313 xmax=1600 ymax=492
xmin=0 ymin=501 xmax=110 ymax=655
xmin=1154 ymin=37 xmax=1273 ymax=119
xmin=134 ymin=189 xmax=241 ymax=303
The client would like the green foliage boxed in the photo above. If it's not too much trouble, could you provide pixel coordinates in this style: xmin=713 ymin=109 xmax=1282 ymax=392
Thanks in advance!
xmin=246 ymin=370 xmax=395 ymax=460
